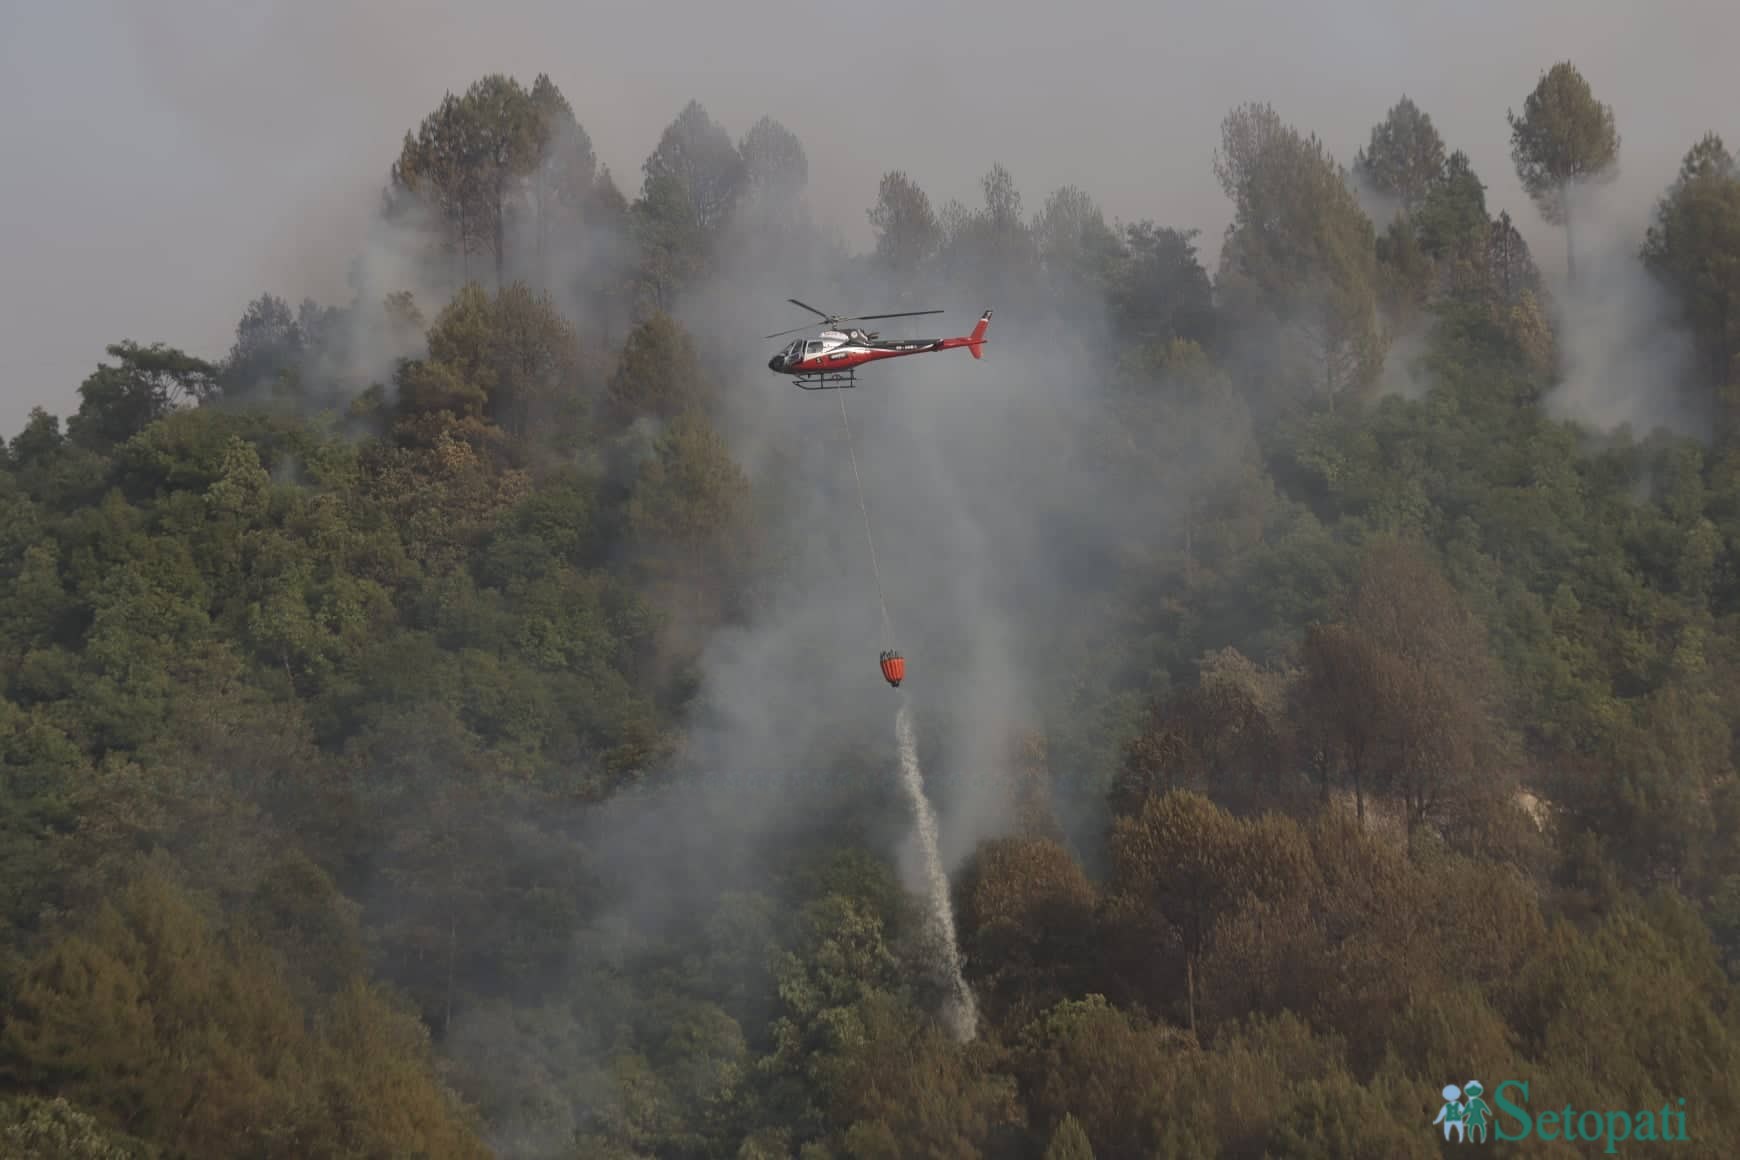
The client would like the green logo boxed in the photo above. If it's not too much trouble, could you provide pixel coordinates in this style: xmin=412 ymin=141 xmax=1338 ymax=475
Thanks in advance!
xmin=1435 ymin=1080 xmax=1689 ymax=1152
xmin=1434 ymin=1080 xmax=1491 ymax=1142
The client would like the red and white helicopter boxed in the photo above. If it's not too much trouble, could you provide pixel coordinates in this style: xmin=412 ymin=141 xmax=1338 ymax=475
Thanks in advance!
xmin=765 ymin=298 xmax=991 ymax=389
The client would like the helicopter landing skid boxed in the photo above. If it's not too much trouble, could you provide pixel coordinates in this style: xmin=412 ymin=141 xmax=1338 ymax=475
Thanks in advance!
xmin=793 ymin=369 xmax=857 ymax=390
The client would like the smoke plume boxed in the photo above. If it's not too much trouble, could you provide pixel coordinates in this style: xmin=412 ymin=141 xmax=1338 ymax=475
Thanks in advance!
xmin=1538 ymin=180 xmax=1705 ymax=439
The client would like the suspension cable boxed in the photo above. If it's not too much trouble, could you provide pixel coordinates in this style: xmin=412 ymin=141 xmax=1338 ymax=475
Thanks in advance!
xmin=836 ymin=389 xmax=894 ymax=639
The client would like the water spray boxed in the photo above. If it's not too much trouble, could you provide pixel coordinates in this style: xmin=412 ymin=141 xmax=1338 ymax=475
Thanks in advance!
xmin=895 ymin=696 xmax=978 ymax=1043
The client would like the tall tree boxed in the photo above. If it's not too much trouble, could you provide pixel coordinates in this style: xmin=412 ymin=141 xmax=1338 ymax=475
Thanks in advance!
xmin=386 ymin=92 xmax=478 ymax=280
xmin=1642 ymin=132 xmax=1740 ymax=418
xmin=1353 ymin=95 xmax=1448 ymax=215
xmin=1032 ymin=186 xmax=1124 ymax=301
xmin=1104 ymin=791 xmax=1315 ymax=1030
xmin=631 ymin=101 xmax=743 ymax=311
xmin=734 ymin=116 xmax=812 ymax=263
xmin=631 ymin=171 xmax=706 ymax=315
xmin=1107 ymin=223 xmax=1217 ymax=350
xmin=981 ymin=162 xmax=1024 ymax=233
xmin=1485 ymin=211 xmax=1543 ymax=307
xmin=1213 ymin=101 xmax=1383 ymax=412
xmin=1365 ymin=112 xmax=1439 ymax=325
xmin=956 ymin=835 xmax=1097 ymax=1023
xmin=574 ymin=165 xmax=638 ymax=346
xmin=1506 ymin=61 xmax=1620 ymax=286
xmin=867 ymin=170 xmax=942 ymax=279
xmin=1293 ymin=538 xmax=1512 ymax=842
xmin=1115 ymin=646 xmax=1295 ymax=817
xmin=626 ymin=409 xmax=753 ymax=671
xmin=527 ymin=74 xmax=598 ymax=290
xmin=67 ymin=342 xmax=219 ymax=451
xmin=1292 ymin=622 xmax=1387 ymax=819
xmin=938 ymin=163 xmax=1039 ymax=295
xmin=222 ymin=294 xmax=303 ymax=396
xmin=739 ymin=115 xmax=809 ymax=205
xmin=460 ymin=75 xmax=542 ymax=289
xmin=1414 ymin=150 xmax=1489 ymax=262
xmin=383 ymin=75 xmax=544 ymax=290
xmin=589 ymin=165 xmax=629 ymax=233
xmin=641 ymin=100 xmax=745 ymax=236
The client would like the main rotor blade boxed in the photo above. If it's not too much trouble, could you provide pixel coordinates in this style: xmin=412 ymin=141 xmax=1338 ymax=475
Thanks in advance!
xmin=767 ymin=302 xmax=942 ymax=338
xmin=764 ymin=323 xmax=818 ymax=339
xmin=846 ymin=309 xmax=946 ymax=322
xmin=787 ymin=298 xmax=832 ymax=319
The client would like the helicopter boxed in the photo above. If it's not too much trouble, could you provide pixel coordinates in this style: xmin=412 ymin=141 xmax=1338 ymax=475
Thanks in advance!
xmin=765 ymin=299 xmax=991 ymax=389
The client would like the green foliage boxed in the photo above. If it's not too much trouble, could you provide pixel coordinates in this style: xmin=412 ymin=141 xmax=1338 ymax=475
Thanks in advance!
xmin=1042 ymin=1113 xmax=1094 ymax=1160
xmin=1107 ymin=224 xmax=1217 ymax=350
xmin=641 ymin=99 xmax=746 ymax=236
xmin=68 ymin=343 xmax=218 ymax=453
xmin=1031 ymin=186 xmax=1123 ymax=303
xmin=419 ymin=280 xmax=591 ymax=444
xmin=867 ymin=170 xmax=942 ymax=275
xmin=605 ymin=312 xmax=710 ymax=429
xmin=527 ymin=72 xmax=599 ymax=288
xmin=1507 ymin=61 xmax=1623 ymax=225
xmin=1353 ymin=95 xmax=1448 ymax=215
xmin=1642 ymin=132 xmax=1740 ymax=428
xmin=740 ymin=115 xmax=809 ymax=205
xmin=1507 ymin=60 xmax=1621 ymax=283
xmin=934 ymin=162 xmax=1041 ymax=296
xmin=1416 ymin=150 xmax=1489 ymax=260
xmin=388 ymin=74 xmax=544 ymax=288
xmin=1214 ymin=101 xmax=1385 ymax=411
xmin=8 ymin=58 xmax=1740 ymax=1160
xmin=0 ymin=1095 xmax=149 ymax=1158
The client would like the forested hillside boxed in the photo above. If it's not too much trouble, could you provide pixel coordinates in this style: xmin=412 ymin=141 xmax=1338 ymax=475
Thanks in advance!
xmin=3 ymin=62 xmax=1740 ymax=1158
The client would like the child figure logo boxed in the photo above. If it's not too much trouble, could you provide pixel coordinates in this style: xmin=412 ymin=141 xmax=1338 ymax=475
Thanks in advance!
xmin=1434 ymin=1085 xmax=1465 ymax=1141
xmin=1435 ymin=1080 xmax=1494 ymax=1143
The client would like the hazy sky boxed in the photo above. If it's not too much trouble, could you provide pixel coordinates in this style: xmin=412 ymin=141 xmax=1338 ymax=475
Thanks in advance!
xmin=1 ymin=0 xmax=1734 ymax=434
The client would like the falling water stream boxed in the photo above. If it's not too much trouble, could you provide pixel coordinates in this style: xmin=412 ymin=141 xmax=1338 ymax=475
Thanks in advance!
xmin=895 ymin=699 xmax=978 ymax=1043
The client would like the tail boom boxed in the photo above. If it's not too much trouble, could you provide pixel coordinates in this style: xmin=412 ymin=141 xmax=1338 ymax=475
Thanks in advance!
xmin=937 ymin=310 xmax=992 ymax=358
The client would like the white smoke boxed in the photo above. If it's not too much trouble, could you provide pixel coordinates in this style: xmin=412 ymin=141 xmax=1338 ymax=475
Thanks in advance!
xmin=1542 ymin=222 xmax=1705 ymax=439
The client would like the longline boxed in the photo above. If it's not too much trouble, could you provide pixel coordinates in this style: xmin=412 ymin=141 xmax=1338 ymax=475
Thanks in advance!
xmin=837 ymin=390 xmax=894 ymax=639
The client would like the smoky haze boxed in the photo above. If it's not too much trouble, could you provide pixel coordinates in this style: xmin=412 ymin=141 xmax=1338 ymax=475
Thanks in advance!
xmin=409 ymin=158 xmax=1185 ymax=1148
xmin=4 ymin=0 xmax=1738 ymax=434
xmin=4 ymin=1 xmax=1737 ymax=1149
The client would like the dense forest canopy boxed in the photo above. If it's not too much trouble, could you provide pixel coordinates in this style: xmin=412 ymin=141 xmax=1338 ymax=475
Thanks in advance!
xmin=3 ymin=59 xmax=1740 ymax=1158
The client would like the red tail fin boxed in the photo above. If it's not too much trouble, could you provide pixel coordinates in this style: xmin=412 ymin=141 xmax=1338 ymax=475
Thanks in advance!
xmin=968 ymin=310 xmax=991 ymax=359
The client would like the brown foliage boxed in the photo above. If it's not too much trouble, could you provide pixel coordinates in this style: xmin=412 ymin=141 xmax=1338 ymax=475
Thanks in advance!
xmin=1010 ymin=728 xmax=1064 ymax=840
xmin=0 ymin=866 xmax=488 ymax=1158
xmin=1113 ymin=649 xmax=1296 ymax=818
xmin=825 ymin=992 xmax=1025 ymax=1158
xmin=956 ymin=836 xmax=1098 ymax=1024
xmin=1293 ymin=538 xmax=1515 ymax=843
xmin=1102 ymin=792 xmax=1318 ymax=1029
